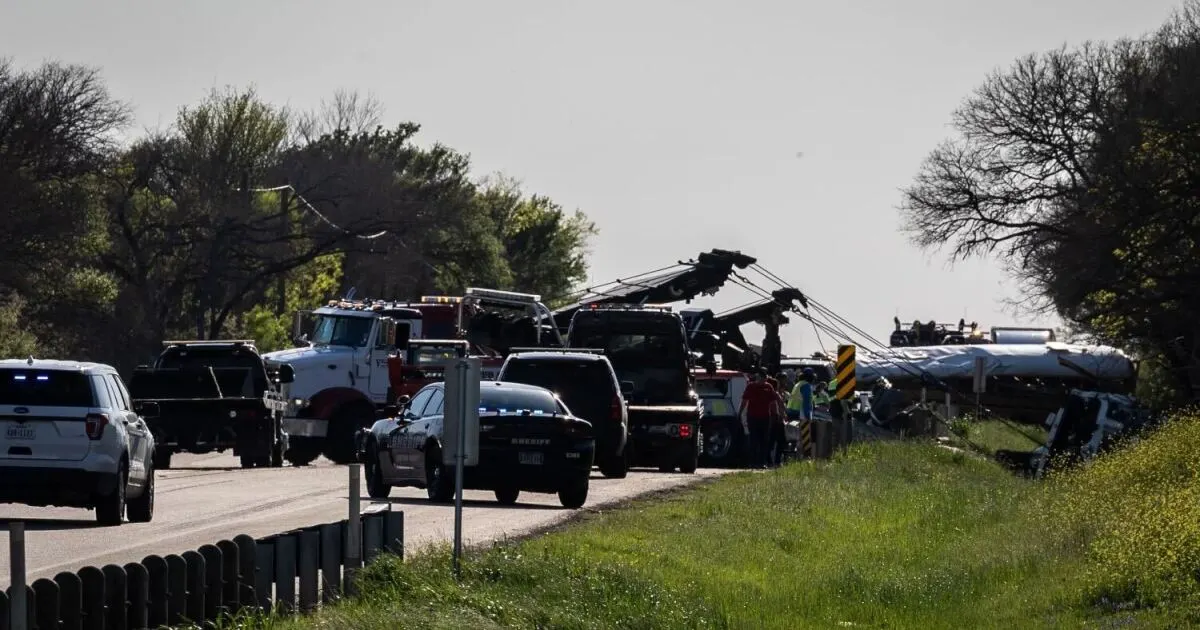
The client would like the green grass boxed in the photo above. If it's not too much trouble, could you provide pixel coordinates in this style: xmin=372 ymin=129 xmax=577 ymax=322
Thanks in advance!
xmin=949 ymin=416 xmax=1048 ymax=456
xmin=250 ymin=412 xmax=1200 ymax=629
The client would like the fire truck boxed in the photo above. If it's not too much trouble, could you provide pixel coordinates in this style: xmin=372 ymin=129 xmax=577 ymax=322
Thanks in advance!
xmin=262 ymin=287 xmax=559 ymax=466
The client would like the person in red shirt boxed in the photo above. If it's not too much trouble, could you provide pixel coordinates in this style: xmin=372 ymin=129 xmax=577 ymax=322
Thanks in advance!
xmin=739 ymin=368 xmax=778 ymax=469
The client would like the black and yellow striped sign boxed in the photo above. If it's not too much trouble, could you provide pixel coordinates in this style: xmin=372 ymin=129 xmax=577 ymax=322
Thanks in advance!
xmin=800 ymin=420 xmax=813 ymax=458
xmin=835 ymin=344 xmax=856 ymax=400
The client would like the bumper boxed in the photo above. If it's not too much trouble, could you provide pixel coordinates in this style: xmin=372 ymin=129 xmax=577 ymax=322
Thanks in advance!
xmin=465 ymin=441 xmax=595 ymax=492
xmin=151 ymin=415 xmax=277 ymax=453
xmin=628 ymin=426 xmax=698 ymax=466
xmin=0 ymin=465 xmax=119 ymax=508
xmin=282 ymin=416 xmax=328 ymax=438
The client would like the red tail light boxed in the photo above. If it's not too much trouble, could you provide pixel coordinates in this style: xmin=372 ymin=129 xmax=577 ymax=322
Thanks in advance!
xmin=611 ymin=395 xmax=622 ymax=421
xmin=678 ymin=423 xmax=692 ymax=439
xmin=85 ymin=413 xmax=109 ymax=440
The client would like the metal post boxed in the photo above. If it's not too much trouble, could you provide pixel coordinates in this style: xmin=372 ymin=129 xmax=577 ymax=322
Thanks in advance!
xmin=346 ymin=464 xmax=362 ymax=593
xmin=10 ymin=521 xmax=27 ymax=630
xmin=452 ymin=360 xmax=467 ymax=580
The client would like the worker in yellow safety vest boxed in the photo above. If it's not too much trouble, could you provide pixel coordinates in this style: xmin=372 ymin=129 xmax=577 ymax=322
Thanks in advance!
xmin=813 ymin=381 xmax=832 ymax=409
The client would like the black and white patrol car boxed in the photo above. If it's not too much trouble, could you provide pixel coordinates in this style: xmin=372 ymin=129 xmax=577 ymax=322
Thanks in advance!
xmin=356 ymin=380 xmax=595 ymax=508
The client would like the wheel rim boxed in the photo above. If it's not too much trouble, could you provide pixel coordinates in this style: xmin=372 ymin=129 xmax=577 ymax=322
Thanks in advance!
xmin=706 ymin=426 xmax=732 ymax=458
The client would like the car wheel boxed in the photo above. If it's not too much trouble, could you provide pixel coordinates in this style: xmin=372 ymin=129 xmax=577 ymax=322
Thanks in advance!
xmin=599 ymin=448 xmax=629 ymax=479
xmin=426 ymin=449 xmax=454 ymax=502
xmin=704 ymin=424 xmax=734 ymax=462
xmin=494 ymin=486 xmax=519 ymax=505
xmin=366 ymin=446 xmax=391 ymax=499
xmin=557 ymin=477 xmax=588 ymax=509
xmin=96 ymin=463 xmax=127 ymax=526
xmin=127 ymin=464 xmax=154 ymax=523
xmin=152 ymin=447 xmax=172 ymax=470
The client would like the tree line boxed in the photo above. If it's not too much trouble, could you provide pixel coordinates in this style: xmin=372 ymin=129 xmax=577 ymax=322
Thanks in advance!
xmin=900 ymin=1 xmax=1200 ymax=406
xmin=0 ymin=61 xmax=596 ymax=373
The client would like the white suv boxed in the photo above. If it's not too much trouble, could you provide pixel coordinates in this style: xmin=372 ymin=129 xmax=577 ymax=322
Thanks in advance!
xmin=0 ymin=359 xmax=156 ymax=525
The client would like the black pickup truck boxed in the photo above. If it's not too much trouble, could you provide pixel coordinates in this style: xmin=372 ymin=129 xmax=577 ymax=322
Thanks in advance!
xmin=128 ymin=340 xmax=294 ymax=469
xmin=566 ymin=305 xmax=702 ymax=473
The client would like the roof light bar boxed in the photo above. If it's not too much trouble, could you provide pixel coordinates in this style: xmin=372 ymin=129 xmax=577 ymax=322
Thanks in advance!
xmin=465 ymin=287 xmax=542 ymax=305
xmin=420 ymin=296 xmax=464 ymax=304
xmin=162 ymin=340 xmax=255 ymax=346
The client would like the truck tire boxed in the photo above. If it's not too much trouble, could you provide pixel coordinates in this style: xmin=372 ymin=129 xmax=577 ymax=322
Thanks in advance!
xmin=285 ymin=438 xmax=321 ymax=467
xmin=679 ymin=437 xmax=700 ymax=474
xmin=239 ymin=453 xmax=257 ymax=469
xmin=325 ymin=405 xmax=374 ymax=465
xmin=494 ymin=486 xmax=519 ymax=505
xmin=702 ymin=421 xmax=741 ymax=467
xmin=598 ymin=448 xmax=629 ymax=479
xmin=152 ymin=447 xmax=172 ymax=470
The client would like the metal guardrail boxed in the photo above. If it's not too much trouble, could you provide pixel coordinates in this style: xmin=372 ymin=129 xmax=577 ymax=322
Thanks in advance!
xmin=1 ymin=465 xmax=403 ymax=630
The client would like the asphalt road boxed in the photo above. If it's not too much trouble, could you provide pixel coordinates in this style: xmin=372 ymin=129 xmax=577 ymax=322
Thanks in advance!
xmin=0 ymin=452 xmax=728 ymax=585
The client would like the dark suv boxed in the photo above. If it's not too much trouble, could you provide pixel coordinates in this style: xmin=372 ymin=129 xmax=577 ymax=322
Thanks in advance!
xmin=497 ymin=349 xmax=631 ymax=478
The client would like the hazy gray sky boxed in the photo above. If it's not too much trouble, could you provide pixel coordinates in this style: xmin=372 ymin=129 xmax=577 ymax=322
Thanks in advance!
xmin=1 ymin=0 xmax=1182 ymax=356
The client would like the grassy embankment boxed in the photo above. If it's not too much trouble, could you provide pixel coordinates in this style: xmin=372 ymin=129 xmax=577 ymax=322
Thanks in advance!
xmin=242 ymin=413 xmax=1200 ymax=629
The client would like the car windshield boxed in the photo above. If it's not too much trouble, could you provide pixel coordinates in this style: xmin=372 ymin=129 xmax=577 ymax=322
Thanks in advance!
xmin=310 ymin=314 xmax=374 ymax=347
xmin=479 ymin=387 xmax=563 ymax=416
xmin=0 ymin=369 xmax=96 ymax=407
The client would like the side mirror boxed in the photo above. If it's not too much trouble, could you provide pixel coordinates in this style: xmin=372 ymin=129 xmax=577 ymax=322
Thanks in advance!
xmin=277 ymin=364 xmax=296 ymax=384
xmin=619 ymin=381 xmax=634 ymax=396
xmin=136 ymin=401 xmax=160 ymax=418
xmin=397 ymin=394 xmax=411 ymax=407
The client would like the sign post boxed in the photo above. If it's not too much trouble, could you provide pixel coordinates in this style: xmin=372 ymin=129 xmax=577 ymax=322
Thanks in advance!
xmin=834 ymin=345 xmax=856 ymax=451
xmin=444 ymin=357 xmax=480 ymax=580
xmin=9 ymin=521 xmax=26 ymax=630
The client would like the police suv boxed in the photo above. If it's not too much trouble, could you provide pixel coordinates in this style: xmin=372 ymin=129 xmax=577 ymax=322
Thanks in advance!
xmin=356 ymin=380 xmax=595 ymax=508
xmin=0 ymin=359 xmax=157 ymax=525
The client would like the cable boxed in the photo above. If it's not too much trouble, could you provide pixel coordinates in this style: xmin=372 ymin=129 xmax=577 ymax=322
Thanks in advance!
xmin=245 ymin=185 xmax=389 ymax=239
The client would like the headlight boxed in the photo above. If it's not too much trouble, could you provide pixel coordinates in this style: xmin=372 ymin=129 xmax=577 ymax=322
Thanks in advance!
xmin=292 ymin=398 xmax=310 ymax=410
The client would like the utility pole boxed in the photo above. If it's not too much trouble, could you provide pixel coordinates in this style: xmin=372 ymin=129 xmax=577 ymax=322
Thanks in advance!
xmin=277 ymin=181 xmax=290 ymax=315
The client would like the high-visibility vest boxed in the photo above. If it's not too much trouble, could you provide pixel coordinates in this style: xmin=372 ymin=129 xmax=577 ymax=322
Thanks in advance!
xmin=813 ymin=390 xmax=832 ymax=406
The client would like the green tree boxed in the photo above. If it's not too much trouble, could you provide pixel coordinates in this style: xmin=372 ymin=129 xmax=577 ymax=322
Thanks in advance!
xmin=477 ymin=175 xmax=597 ymax=306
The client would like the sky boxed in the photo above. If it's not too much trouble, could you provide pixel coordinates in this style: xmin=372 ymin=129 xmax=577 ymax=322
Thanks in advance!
xmin=0 ymin=0 xmax=1184 ymax=357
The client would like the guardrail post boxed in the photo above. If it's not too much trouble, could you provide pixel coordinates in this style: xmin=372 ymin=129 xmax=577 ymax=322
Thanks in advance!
xmin=274 ymin=533 xmax=298 ymax=615
xmin=164 ymin=555 xmax=187 ymax=626
xmin=363 ymin=512 xmax=384 ymax=564
xmin=199 ymin=544 xmax=224 ymax=622
xmin=384 ymin=509 xmax=405 ymax=560
xmin=216 ymin=539 xmax=241 ymax=615
xmin=53 ymin=571 xmax=82 ymax=630
xmin=346 ymin=464 xmax=362 ymax=596
xmin=142 ymin=555 xmax=168 ymax=628
xmin=8 ymin=522 xmax=26 ymax=630
xmin=254 ymin=537 xmax=275 ymax=613
xmin=101 ymin=564 xmax=127 ymax=630
xmin=124 ymin=562 xmax=149 ymax=630
xmin=232 ymin=535 xmax=257 ymax=610
xmin=31 ymin=579 xmax=57 ymax=630
xmin=319 ymin=523 xmax=343 ymax=603
xmin=182 ymin=551 xmax=206 ymax=624
xmin=77 ymin=566 xmax=104 ymax=630
xmin=297 ymin=529 xmax=320 ymax=613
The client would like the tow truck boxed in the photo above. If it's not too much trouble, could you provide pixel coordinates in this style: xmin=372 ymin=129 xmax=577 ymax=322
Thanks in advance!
xmin=565 ymin=303 xmax=702 ymax=473
xmin=262 ymin=287 xmax=559 ymax=466
xmin=679 ymin=287 xmax=809 ymax=375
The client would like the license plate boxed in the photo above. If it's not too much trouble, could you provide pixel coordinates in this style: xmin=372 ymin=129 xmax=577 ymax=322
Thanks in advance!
xmin=5 ymin=425 xmax=35 ymax=440
xmin=518 ymin=451 xmax=544 ymax=465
